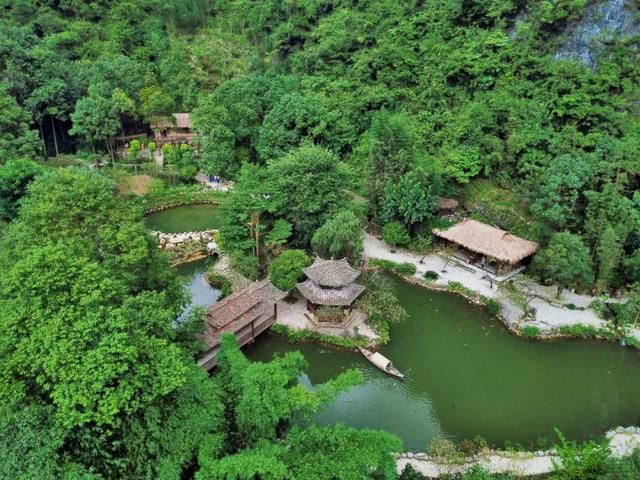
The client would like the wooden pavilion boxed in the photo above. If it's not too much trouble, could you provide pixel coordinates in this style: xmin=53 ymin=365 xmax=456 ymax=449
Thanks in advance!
xmin=197 ymin=279 xmax=287 ymax=370
xmin=296 ymin=258 xmax=365 ymax=318
xmin=433 ymin=219 xmax=539 ymax=276
xmin=150 ymin=113 xmax=196 ymax=146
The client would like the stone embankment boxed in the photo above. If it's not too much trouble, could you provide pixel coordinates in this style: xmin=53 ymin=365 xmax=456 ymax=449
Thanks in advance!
xmin=152 ymin=229 xmax=218 ymax=251
xmin=396 ymin=427 xmax=640 ymax=478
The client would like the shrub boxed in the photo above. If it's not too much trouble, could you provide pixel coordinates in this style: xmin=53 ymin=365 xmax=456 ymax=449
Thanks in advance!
xmin=558 ymin=324 xmax=599 ymax=338
xmin=427 ymin=438 xmax=463 ymax=465
xmin=424 ymin=270 xmax=439 ymax=281
xmin=369 ymin=258 xmax=417 ymax=276
xmin=399 ymin=464 xmax=422 ymax=480
xmin=522 ymin=325 xmax=540 ymax=338
xmin=205 ymin=271 xmax=232 ymax=299
xmin=383 ymin=221 xmax=411 ymax=247
xmin=485 ymin=299 xmax=501 ymax=317
xmin=552 ymin=429 xmax=610 ymax=479
xmin=268 ymin=249 xmax=311 ymax=292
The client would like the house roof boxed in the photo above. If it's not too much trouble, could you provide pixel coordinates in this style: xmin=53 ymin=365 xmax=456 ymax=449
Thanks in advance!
xmin=150 ymin=113 xmax=192 ymax=129
xmin=202 ymin=279 xmax=287 ymax=347
xmin=173 ymin=113 xmax=192 ymax=129
xmin=433 ymin=219 xmax=539 ymax=264
xmin=296 ymin=279 xmax=365 ymax=306
xmin=302 ymin=257 xmax=360 ymax=288
xmin=437 ymin=197 xmax=459 ymax=210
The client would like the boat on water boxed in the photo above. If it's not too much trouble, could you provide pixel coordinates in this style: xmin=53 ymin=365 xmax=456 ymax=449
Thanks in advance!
xmin=357 ymin=346 xmax=404 ymax=378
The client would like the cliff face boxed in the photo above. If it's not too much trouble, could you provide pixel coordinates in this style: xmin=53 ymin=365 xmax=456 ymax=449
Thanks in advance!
xmin=554 ymin=0 xmax=639 ymax=67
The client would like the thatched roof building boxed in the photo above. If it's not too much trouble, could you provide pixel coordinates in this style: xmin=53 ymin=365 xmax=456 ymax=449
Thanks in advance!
xmin=151 ymin=113 xmax=193 ymax=130
xmin=297 ymin=257 xmax=365 ymax=311
xmin=198 ymin=279 xmax=287 ymax=370
xmin=433 ymin=219 xmax=538 ymax=265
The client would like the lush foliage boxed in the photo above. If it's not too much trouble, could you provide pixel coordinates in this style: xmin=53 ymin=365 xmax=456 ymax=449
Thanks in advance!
xmin=312 ymin=209 xmax=365 ymax=261
xmin=532 ymin=232 xmax=594 ymax=292
xmin=0 ymin=158 xmax=45 ymax=220
xmin=268 ymin=249 xmax=311 ymax=292
xmin=383 ymin=221 xmax=412 ymax=247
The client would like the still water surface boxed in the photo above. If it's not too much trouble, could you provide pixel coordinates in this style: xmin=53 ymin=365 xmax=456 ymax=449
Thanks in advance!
xmin=177 ymin=263 xmax=640 ymax=450
xmin=145 ymin=204 xmax=223 ymax=233
xmin=244 ymin=276 xmax=640 ymax=450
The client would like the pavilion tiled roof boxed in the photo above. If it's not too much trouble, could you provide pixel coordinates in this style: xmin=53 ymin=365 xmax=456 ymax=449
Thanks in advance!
xmin=296 ymin=279 xmax=365 ymax=306
xmin=302 ymin=257 xmax=360 ymax=288
xmin=202 ymin=280 xmax=287 ymax=347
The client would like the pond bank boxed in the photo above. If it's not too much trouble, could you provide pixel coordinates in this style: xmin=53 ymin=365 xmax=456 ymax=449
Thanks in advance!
xmin=363 ymin=233 xmax=638 ymax=345
xmin=396 ymin=427 xmax=640 ymax=478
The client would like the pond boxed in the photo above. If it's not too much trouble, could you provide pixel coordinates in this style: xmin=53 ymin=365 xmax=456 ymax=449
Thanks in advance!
xmin=145 ymin=204 xmax=223 ymax=233
xmin=176 ymin=258 xmax=221 ymax=323
xmin=243 ymin=275 xmax=640 ymax=451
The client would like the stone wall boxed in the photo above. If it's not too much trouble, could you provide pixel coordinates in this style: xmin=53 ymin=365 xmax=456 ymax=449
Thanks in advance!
xmin=152 ymin=229 xmax=218 ymax=251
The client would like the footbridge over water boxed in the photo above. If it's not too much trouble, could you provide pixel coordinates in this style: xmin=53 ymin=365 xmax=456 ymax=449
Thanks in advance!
xmin=197 ymin=279 xmax=287 ymax=370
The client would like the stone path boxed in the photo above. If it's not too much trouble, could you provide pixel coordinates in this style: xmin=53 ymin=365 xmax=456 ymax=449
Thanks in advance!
xmin=276 ymin=293 xmax=379 ymax=344
xmin=396 ymin=427 xmax=640 ymax=478
xmin=363 ymin=234 xmax=634 ymax=339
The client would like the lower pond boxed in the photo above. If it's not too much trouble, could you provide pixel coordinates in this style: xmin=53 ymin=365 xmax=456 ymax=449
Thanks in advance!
xmin=178 ymin=263 xmax=640 ymax=451
xmin=245 ymin=276 xmax=640 ymax=450
xmin=145 ymin=204 xmax=223 ymax=233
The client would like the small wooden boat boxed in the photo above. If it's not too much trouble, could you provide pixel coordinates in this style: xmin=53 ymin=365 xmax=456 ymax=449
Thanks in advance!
xmin=357 ymin=347 xmax=404 ymax=378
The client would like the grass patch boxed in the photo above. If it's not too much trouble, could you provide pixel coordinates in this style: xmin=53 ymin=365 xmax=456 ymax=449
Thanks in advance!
xmin=369 ymin=258 xmax=417 ymax=276
xmin=205 ymin=270 xmax=232 ymax=300
xmin=461 ymin=178 xmax=543 ymax=242
xmin=270 ymin=324 xmax=371 ymax=349
xmin=521 ymin=325 xmax=541 ymax=338
xmin=117 ymin=174 xmax=155 ymax=195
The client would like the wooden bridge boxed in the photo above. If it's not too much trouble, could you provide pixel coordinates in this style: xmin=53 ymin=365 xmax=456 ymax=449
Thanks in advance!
xmin=197 ymin=280 xmax=287 ymax=370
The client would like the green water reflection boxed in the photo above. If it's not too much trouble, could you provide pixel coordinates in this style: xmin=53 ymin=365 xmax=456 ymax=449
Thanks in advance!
xmin=244 ymin=276 xmax=640 ymax=450
xmin=145 ymin=204 xmax=222 ymax=233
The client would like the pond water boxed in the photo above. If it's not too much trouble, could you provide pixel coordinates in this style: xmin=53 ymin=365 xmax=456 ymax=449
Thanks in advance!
xmin=175 ymin=258 xmax=221 ymax=322
xmin=145 ymin=204 xmax=223 ymax=233
xmin=244 ymin=275 xmax=640 ymax=451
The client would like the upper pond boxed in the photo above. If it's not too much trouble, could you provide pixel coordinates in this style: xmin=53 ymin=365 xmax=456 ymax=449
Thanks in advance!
xmin=177 ymin=264 xmax=640 ymax=451
xmin=145 ymin=204 xmax=223 ymax=233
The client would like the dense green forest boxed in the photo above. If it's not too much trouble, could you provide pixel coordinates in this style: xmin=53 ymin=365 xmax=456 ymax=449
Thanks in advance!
xmin=2 ymin=0 xmax=640 ymax=478
xmin=2 ymin=0 xmax=639 ymax=291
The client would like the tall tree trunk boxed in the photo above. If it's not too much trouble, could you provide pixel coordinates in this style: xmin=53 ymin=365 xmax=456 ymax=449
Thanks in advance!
xmin=38 ymin=121 xmax=47 ymax=159
xmin=255 ymin=212 xmax=261 ymax=266
xmin=50 ymin=116 xmax=59 ymax=157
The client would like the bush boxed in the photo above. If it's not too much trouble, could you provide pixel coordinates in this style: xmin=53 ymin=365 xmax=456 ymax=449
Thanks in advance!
xmin=230 ymin=251 xmax=260 ymax=281
xmin=399 ymin=464 xmax=422 ymax=480
xmin=383 ymin=221 xmax=411 ymax=247
xmin=268 ymin=249 xmax=311 ymax=291
xmin=522 ymin=325 xmax=540 ymax=338
xmin=205 ymin=271 xmax=232 ymax=299
xmin=558 ymin=324 xmax=599 ymax=338
xmin=369 ymin=258 xmax=417 ymax=276
xmin=424 ymin=270 xmax=439 ymax=281
xmin=485 ymin=299 xmax=501 ymax=317
xmin=427 ymin=438 xmax=463 ymax=465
